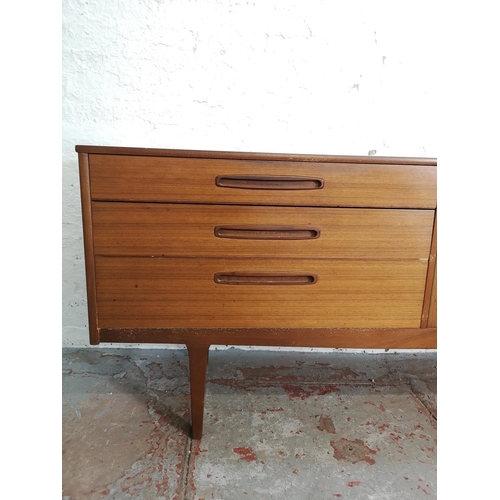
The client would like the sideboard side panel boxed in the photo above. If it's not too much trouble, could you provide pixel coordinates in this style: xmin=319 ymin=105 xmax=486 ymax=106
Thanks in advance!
xmin=427 ymin=263 xmax=437 ymax=328
xmin=78 ymin=153 xmax=100 ymax=344
xmin=420 ymin=211 xmax=437 ymax=328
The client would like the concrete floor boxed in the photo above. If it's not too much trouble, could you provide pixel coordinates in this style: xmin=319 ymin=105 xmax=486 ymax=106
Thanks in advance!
xmin=62 ymin=348 xmax=437 ymax=500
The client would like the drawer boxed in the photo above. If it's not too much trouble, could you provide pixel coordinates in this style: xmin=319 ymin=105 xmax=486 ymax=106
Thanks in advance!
xmin=95 ymin=257 xmax=428 ymax=329
xmin=89 ymin=155 xmax=436 ymax=209
xmin=92 ymin=202 xmax=435 ymax=260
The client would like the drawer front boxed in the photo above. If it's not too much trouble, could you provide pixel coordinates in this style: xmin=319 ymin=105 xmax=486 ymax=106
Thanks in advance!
xmin=95 ymin=257 xmax=428 ymax=329
xmin=89 ymin=155 xmax=436 ymax=209
xmin=92 ymin=202 xmax=434 ymax=260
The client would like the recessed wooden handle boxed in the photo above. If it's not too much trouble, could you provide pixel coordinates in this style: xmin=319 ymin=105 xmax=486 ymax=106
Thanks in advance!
xmin=215 ymin=175 xmax=324 ymax=190
xmin=214 ymin=226 xmax=321 ymax=240
xmin=214 ymin=273 xmax=317 ymax=285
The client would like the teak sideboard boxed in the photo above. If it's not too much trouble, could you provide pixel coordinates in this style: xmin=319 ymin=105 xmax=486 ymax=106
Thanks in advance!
xmin=76 ymin=145 xmax=437 ymax=439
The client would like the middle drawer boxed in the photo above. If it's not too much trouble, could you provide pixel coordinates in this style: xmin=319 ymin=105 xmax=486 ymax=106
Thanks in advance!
xmin=92 ymin=202 xmax=434 ymax=260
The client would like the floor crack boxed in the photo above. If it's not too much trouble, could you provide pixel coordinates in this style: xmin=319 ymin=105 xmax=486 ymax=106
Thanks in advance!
xmin=180 ymin=435 xmax=194 ymax=500
xmin=409 ymin=380 xmax=437 ymax=421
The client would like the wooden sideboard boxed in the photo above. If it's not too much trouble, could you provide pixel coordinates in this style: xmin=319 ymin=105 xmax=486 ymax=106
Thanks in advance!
xmin=76 ymin=146 xmax=437 ymax=439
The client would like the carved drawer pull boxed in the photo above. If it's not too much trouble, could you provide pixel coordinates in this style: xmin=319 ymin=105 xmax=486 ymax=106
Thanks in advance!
xmin=214 ymin=225 xmax=321 ymax=240
xmin=215 ymin=175 xmax=324 ymax=190
xmin=214 ymin=273 xmax=317 ymax=285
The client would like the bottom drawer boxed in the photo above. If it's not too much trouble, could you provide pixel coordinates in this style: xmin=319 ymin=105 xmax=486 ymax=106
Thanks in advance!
xmin=95 ymin=257 xmax=428 ymax=329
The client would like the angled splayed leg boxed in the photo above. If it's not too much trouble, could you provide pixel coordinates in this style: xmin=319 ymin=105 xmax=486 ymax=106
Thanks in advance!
xmin=186 ymin=343 xmax=210 ymax=439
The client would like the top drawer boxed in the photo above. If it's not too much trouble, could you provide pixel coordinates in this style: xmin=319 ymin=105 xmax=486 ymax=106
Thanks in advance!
xmin=88 ymin=154 xmax=436 ymax=209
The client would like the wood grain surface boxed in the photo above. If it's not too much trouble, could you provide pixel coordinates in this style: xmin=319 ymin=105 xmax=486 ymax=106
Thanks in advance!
xmin=76 ymin=145 xmax=437 ymax=166
xmin=88 ymin=155 xmax=437 ymax=209
xmin=187 ymin=343 xmax=209 ymax=440
xmin=92 ymin=202 xmax=434 ymax=260
xmin=100 ymin=327 xmax=437 ymax=349
xmin=427 ymin=264 xmax=437 ymax=328
xmin=421 ymin=212 xmax=437 ymax=327
xmin=77 ymin=153 xmax=99 ymax=345
xmin=94 ymin=257 xmax=428 ymax=329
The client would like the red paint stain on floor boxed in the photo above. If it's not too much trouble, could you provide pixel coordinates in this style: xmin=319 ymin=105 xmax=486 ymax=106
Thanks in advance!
xmin=330 ymin=438 xmax=377 ymax=465
xmin=188 ymin=440 xmax=203 ymax=492
xmin=236 ymin=365 xmax=360 ymax=382
xmin=233 ymin=447 xmax=257 ymax=462
xmin=347 ymin=481 xmax=361 ymax=487
xmin=260 ymin=407 xmax=284 ymax=415
xmin=210 ymin=372 xmax=345 ymax=402
xmin=88 ymin=486 xmax=110 ymax=497
xmin=282 ymin=384 xmax=340 ymax=400
xmin=194 ymin=446 xmax=208 ymax=457
xmin=418 ymin=485 xmax=431 ymax=495
xmin=316 ymin=415 xmax=336 ymax=434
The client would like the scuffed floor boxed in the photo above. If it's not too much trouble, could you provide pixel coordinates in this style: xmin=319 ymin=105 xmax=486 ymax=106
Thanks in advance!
xmin=62 ymin=348 xmax=436 ymax=500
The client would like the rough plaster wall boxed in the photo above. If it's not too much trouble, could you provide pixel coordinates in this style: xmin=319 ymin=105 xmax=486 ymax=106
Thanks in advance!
xmin=62 ymin=0 xmax=437 ymax=348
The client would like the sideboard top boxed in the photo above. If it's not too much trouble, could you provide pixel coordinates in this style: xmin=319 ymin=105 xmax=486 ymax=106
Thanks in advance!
xmin=75 ymin=145 xmax=436 ymax=166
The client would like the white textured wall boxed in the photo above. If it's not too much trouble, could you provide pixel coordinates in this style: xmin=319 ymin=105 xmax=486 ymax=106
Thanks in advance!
xmin=62 ymin=0 xmax=437 ymax=347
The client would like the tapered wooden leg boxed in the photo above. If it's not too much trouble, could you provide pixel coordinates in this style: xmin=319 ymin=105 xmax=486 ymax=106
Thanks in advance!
xmin=186 ymin=344 xmax=210 ymax=439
